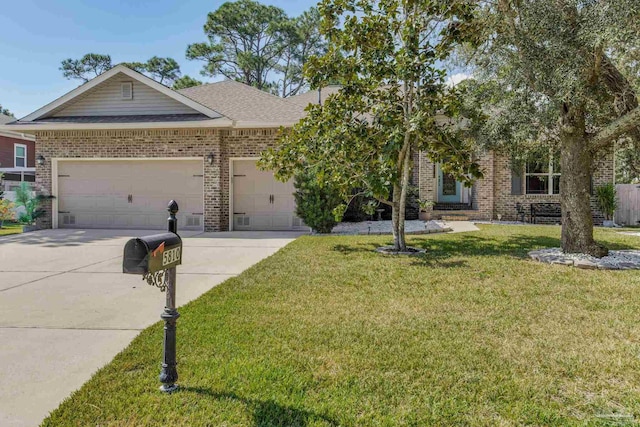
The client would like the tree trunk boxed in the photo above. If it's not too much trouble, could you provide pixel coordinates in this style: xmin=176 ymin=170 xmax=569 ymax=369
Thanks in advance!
xmin=391 ymin=182 xmax=406 ymax=252
xmin=560 ymin=105 xmax=609 ymax=257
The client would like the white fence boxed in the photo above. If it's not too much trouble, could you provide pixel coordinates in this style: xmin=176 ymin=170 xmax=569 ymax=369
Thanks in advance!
xmin=615 ymin=184 xmax=640 ymax=226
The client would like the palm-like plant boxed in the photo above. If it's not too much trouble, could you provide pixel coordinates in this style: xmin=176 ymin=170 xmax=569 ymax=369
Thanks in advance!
xmin=595 ymin=183 xmax=617 ymax=221
xmin=14 ymin=182 xmax=52 ymax=225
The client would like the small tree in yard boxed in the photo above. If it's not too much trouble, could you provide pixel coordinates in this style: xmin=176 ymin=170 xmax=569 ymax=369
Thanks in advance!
xmin=459 ymin=0 xmax=640 ymax=256
xmin=293 ymin=171 xmax=342 ymax=233
xmin=262 ymin=0 xmax=482 ymax=252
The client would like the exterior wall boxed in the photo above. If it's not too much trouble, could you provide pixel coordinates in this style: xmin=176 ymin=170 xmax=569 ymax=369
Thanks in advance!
xmin=415 ymin=150 xmax=493 ymax=220
xmin=415 ymin=149 xmax=615 ymax=223
xmin=492 ymin=151 xmax=614 ymax=224
xmin=34 ymin=127 xmax=282 ymax=232
xmin=34 ymin=129 xmax=222 ymax=231
xmin=51 ymin=73 xmax=198 ymax=117
xmin=0 ymin=135 xmax=35 ymax=168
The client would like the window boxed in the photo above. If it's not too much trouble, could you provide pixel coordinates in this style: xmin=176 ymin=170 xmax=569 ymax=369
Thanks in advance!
xmin=14 ymin=144 xmax=27 ymax=168
xmin=525 ymin=153 xmax=560 ymax=195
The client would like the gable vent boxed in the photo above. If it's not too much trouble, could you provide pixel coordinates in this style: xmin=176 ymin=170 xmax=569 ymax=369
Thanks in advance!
xmin=121 ymin=82 xmax=133 ymax=100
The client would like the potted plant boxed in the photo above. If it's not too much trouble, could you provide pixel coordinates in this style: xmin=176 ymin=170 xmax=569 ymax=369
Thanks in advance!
xmin=418 ymin=199 xmax=435 ymax=221
xmin=0 ymin=199 xmax=15 ymax=229
xmin=595 ymin=183 xmax=617 ymax=227
xmin=14 ymin=182 xmax=53 ymax=232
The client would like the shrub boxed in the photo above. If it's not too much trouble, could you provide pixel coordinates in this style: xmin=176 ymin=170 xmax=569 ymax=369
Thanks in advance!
xmin=293 ymin=172 xmax=343 ymax=233
xmin=0 ymin=199 xmax=14 ymax=227
xmin=595 ymin=183 xmax=617 ymax=221
xmin=14 ymin=182 xmax=53 ymax=225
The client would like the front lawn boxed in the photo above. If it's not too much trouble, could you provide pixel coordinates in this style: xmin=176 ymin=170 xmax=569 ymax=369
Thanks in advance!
xmin=44 ymin=225 xmax=640 ymax=426
xmin=0 ymin=222 xmax=22 ymax=237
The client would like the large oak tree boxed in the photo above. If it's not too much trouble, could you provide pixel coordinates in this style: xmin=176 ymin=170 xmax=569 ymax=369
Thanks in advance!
xmin=459 ymin=0 xmax=640 ymax=257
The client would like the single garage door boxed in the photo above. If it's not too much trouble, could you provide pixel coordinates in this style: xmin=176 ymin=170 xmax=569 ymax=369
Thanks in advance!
xmin=57 ymin=159 xmax=204 ymax=230
xmin=232 ymin=160 xmax=305 ymax=231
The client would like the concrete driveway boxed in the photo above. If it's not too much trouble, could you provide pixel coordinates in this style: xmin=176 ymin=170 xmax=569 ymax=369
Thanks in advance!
xmin=0 ymin=229 xmax=301 ymax=427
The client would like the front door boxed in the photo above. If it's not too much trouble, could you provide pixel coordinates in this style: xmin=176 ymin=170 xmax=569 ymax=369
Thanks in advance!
xmin=437 ymin=166 xmax=461 ymax=203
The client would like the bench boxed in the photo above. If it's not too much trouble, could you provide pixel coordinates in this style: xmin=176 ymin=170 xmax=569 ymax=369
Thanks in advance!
xmin=530 ymin=203 xmax=561 ymax=224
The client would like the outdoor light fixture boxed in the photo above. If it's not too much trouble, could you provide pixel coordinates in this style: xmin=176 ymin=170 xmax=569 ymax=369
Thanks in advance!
xmin=206 ymin=153 xmax=214 ymax=165
xmin=36 ymin=154 xmax=45 ymax=166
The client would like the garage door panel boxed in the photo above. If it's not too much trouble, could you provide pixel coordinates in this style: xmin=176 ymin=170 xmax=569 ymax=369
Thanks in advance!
xmin=232 ymin=160 xmax=305 ymax=231
xmin=58 ymin=160 xmax=204 ymax=231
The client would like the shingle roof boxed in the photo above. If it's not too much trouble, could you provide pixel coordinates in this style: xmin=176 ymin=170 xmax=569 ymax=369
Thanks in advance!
xmin=0 ymin=114 xmax=14 ymax=124
xmin=287 ymin=86 xmax=342 ymax=108
xmin=178 ymin=80 xmax=306 ymax=125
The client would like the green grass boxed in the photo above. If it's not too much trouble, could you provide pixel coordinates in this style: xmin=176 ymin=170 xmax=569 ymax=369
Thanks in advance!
xmin=0 ymin=222 xmax=22 ymax=237
xmin=43 ymin=225 xmax=640 ymax=426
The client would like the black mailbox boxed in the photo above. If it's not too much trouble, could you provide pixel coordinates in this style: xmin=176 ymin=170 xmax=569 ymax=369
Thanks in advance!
xmin=123 ymin=232 xmax=182 ymax=275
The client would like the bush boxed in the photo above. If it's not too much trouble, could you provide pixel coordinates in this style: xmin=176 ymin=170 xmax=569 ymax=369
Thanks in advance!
xmin=293 ymin=172 xmax=343 ymax=233
xmin=14 ymin=182 xmax=53 ymax=225
xmin=595 ymin=183 xmax=617 ymax=221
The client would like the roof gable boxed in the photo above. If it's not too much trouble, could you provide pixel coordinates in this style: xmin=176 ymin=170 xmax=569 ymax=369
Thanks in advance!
xmin=20 ymin=65 xmax=223 ymax=122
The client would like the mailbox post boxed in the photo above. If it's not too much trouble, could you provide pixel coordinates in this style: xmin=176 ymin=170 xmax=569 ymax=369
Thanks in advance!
xmin=122 ymin=200 xmax=182 ymax=393
xmin=160 ymin=200 xmax=180 ymax=393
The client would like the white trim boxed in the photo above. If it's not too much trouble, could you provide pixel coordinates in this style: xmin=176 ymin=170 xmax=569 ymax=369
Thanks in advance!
xmin=0 ymin=118 xmax=233 ymax=133
xmin=228 ymin=157 xmax=261 ymax=231
xmin=14 ymin=144 xmax=27 ymax=169
xmin=0 ymin=129 xmax=35 ymax=141
xmin=52 ymin=157 xmax=204 ymax=230
xmin=19 ymin=65 xmax=224 ymax=122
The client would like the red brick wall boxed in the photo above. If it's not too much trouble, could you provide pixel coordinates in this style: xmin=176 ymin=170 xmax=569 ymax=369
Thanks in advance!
xmin=0 ymin=135 xmax=35 ymax=168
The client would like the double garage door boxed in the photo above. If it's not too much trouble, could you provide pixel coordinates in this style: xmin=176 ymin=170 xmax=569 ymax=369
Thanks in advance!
xmin=56 ymin=159 xmax=304 ymax=231
xmin=57 ymin=160 xmax=204 ymax=230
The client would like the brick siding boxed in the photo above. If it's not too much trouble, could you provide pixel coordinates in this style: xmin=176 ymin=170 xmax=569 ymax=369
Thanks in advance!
xmin=34 ymin=128 xmax=281 ymax=231
xmin=35 ymin=129 xmax=615 ymax=230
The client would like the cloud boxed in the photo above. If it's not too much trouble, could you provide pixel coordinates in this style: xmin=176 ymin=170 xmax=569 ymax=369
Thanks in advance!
xmin=446 ymin=72 xmax=471 ymax=87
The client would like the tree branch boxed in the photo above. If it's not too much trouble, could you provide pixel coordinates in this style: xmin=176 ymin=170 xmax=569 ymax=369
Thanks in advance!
xmin=591 ymin=105 xmax=640 ymax=152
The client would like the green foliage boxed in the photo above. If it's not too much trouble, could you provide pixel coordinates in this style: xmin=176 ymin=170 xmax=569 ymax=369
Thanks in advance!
xmin=0 ymin=199 xmax=15 ymax=224
xmin=275 ymin=7 xmax=327 ymax=97
xmin=61 ymin=54 xmax=183 ymax=86
xmin=262 ymin=0 xmax=481 ymax=250
xmin=595 ymin=183 xmax=618 ymax=221
xmin=293 ymin=171 xmax=342 ymax=233
xmin=187 ymin=0 xmax=324 ymax=95
xmin=172 ymin=75 xmax=203 ymax=90
xmin=143 ymin=56 xmax=181 ymax=85
xmin=418 ymin=199 xmax=435 ymax=212
xmin=459 ymin=1 xmax=640 ymax=162
xmin=60 ymin=53 xmax=113 ymax=82
xmin=14 ymin=182 xmax=51 ymax=225
xmin=0 ymin=104 xmax=13 ymax=117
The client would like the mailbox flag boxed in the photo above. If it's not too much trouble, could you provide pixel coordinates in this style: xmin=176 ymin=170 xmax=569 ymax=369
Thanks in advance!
xmin=152 ymin=241 xmax=165 ymax=258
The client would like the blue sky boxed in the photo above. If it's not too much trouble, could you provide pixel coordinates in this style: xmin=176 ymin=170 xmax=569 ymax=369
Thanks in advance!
xmin=0 ymin=0 xmax=316 ymax=118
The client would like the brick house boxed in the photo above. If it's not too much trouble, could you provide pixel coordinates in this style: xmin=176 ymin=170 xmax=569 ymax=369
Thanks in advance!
xmin=2 ymin=65 xmax=613 ymax=231
xmin=0 ymin=114 xmax=36 ymax=191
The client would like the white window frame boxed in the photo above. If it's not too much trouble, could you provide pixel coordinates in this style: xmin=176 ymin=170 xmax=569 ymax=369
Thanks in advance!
xmin=525 ymin=154 xmax=561 ymax=195
xmin=14 ymin=144 xmax=27 ymax=169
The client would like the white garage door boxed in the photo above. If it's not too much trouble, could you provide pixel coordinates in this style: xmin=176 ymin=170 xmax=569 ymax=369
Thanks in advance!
xmin=57 ymin=160 xmax=204 ymax=230
xmin=232 ymin=160 xmax=305 ymax=231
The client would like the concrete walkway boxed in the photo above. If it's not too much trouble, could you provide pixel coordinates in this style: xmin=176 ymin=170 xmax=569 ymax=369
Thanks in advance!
xmin=0 ymin=229 xmax=301 ymax=427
